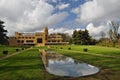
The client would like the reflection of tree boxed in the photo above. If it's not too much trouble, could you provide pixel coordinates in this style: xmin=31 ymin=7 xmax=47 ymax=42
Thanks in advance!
xmin=74 ymin=60 xmax=83 ymax=64
xmin=46 ymin=53 xmax=67 ymax=61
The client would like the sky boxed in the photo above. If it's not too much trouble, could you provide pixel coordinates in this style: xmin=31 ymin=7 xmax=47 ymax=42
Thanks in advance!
xmin=0 ymin=0 xmax=120 ymax=39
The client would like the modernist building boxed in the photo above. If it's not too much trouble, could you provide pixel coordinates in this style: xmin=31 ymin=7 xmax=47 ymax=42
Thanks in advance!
xmin=9 ymin=27 xmax=68 ymax=46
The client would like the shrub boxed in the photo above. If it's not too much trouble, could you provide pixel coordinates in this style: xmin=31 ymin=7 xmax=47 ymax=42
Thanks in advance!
xmin=3 ymin=51 xmax=8 ymax=55
xmin=68 ymin=47 xmax=71 ymax=50
xmin=60 ymin=47 xmax=63 ymax=49
xmin=83 ymin=48 xmax=88 ymax=52
xmin=16 ymin=49 xmax=19 ymax=52
xmin=21 ymin=48 xmax=24 ymax=50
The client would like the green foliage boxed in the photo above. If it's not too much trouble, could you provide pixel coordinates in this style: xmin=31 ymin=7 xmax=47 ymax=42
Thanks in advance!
xmin=0 ymin=46 xmax=22 ymax=57
xmin=0 ymin=46 xmax=120 ymax=80
xmin=0 ymin=48 xmax=45 ymax=80
xmin=83 ymin=48 xmax=88 ymax=52
xmin=0 ymin=20 xmax=8 ymax=45
xmin=68 ymin=47 xmax=71 ymax=50
xmin=72 ymin=29 xmax=96 ymax=45
xmin=51 ymin=45 xmax=120 ymax=70
xmin=3 ymin=50 xmax=8 ymax=55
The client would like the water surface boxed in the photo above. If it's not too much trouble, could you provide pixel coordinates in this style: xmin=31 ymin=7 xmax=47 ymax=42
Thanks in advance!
xmin=40 ymin=50 xmax=99 ymax=77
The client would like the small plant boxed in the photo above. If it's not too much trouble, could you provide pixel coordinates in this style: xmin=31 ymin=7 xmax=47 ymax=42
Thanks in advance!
xmin=60 ymin=47 xmax=63 ymax=49
xmin=21 ymin=48 xmax=24 ymax=50
xmin=68 ymin=47 xmax=71 ymax=50
xmin=16 ymin=49 xmax=19 ymax=52
xmin=83 ymin=48 xmax=88 ymax=52
xmin=3 ymin=50 xmax=8 ymax=55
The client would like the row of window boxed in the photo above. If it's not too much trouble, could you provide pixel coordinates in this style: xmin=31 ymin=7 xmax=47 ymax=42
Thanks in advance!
xmin=36 ymin=34 xmax=43 ymax=36
xmin=48 ymin=36 xmax=62 ymax=38
xmin=17 ymin=36 xmax=35 ymax=39
xmin=47 ymin=40 xmax=61 ymax=42
xmin=17 ymin=40 xmax=34 ymax=43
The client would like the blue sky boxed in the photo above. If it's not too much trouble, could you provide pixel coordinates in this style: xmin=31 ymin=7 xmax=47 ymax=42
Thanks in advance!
xmin=0 ymin=0 xmax=120 ymax=39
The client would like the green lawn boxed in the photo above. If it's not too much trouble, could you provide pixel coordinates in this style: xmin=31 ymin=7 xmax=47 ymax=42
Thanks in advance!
xmin=0 ymin=45 xmax=120 ymax=80
xmin=0 ymin=48 xmax=44 ymax=80
xmin=0 ymin=45 xmax=23 ymax=57
xmin=51 ymin=45 xmax=120 ymax=56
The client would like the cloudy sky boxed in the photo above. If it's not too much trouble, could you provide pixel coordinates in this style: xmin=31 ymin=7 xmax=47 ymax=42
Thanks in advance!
xmin=0 ymin=0 xmax=120 ymax=39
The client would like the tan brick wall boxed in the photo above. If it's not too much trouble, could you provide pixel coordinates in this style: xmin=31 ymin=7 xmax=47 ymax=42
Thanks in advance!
xmin=9 ymin=27 xmax=67 ymax=46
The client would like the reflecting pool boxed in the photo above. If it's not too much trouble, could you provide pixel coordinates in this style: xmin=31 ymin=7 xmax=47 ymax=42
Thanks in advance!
xmin=40 ymin=50 xmax=99 ymax=77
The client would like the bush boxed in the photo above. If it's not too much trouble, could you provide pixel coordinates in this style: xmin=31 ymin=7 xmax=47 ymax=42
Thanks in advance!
xmin=68 ymin=47 xmax=71 ymax=50
xmin=83 ymin=48 xmax=88 ymax=52
xmin=3 ymin=51 xmax=8 ymax=55
xmin=60 ymin=47 xmax=63 ymax=49
xmin=16 ymin=49 xmax=19 ymax=52
xmin=21 ymin=48 xmax=24 ymax=50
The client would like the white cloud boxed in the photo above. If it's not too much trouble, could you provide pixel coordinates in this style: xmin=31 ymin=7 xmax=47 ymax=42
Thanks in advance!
xmin=0 ymin=0 xmax=68 ymax=36
xmin=49 ymin=28 xmax=74 ymax=36
xmin=0 ymin=0 xmax=33 ymax=21
xmin=71 ymin=0 xmax=120 ymax=39
xmin=72 ymin=0 xmax=120 ymax=23
xmin=86 ymin=23 xmax=109 ymax=39
xmin=46 ymin=12 xmax=68 ymax=26
xmin=57 ymin=3 xmax=70 ymax=10
xmin=51 ymin=0 xmax=57 ymax=3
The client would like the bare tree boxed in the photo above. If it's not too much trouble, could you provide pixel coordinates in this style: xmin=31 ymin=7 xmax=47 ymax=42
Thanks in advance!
xmin=100 ymin=31 xmax=106 ymax=39
xmin=108 ymin=20 xmax=120 ymax=46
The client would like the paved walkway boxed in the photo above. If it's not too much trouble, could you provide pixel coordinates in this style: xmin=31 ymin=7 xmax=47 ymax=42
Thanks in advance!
xmin=0 ymin=48 xmax=32 ymax=60
xmin=56 ymin=49 xmax=120 ymax=58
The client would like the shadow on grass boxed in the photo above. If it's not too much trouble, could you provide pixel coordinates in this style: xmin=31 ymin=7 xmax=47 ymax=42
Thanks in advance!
xmin=0 ymin=63 xmax=43 ymax=73
xmin=7 ymin=56 xmax=40 ymax=61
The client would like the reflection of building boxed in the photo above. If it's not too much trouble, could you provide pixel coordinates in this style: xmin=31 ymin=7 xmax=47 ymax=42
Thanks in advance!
xmin=40 ymin=50 xmax=67 ymax=67
xmin=9 ymin=27 xmax=68 ymax=46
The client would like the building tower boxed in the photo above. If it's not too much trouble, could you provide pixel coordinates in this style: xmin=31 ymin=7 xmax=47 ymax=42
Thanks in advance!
xmin=44 ymin=27 xmax=48 ymax=41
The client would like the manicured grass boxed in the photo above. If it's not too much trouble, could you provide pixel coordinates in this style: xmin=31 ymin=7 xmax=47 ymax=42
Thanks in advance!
xmin=50 ymin=45 xmax=120 ymax=70
xmin=0 ymin=45 xmax=23 ymax=57
xmin=51 ymin=45 xmax=120 ymax=56
xmin=0 ymin=45 xmax=120 ymax=80
xmin=0 ymin=48 xmax=44 ymax=80
xmin=49 ymin=45 xmax=120 ymax=80
xmin=51 ymin=49 xmax=120 ymax=70
xmin=0 ymin=47 xmax=61 ymax=80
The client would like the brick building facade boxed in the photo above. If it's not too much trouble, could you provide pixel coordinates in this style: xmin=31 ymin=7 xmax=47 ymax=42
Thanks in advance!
xmin=9 ymin=27 xmax=68 ymax=46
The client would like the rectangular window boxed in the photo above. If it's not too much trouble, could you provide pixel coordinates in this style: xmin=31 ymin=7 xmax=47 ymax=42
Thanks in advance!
xmin=26 ymin=40 xmax=33 ymax=42
xmin=37 ymin=38 xmax=42 ymax=43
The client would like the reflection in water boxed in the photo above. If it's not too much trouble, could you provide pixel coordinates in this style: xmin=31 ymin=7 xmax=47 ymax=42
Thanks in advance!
xmin=40 ymin=50 xmax=99 ymax=77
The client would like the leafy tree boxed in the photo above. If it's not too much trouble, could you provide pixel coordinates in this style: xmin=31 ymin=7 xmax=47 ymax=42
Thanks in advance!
xmin=72 ymin=30 xmax=78 ymax=44
xmin=72 ymin=29 xmax=95 ymax=45
xmin=0 ymin=20 xmax=8 ymax=45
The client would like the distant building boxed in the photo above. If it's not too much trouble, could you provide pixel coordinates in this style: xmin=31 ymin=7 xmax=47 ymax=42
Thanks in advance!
xmin=9 ymin=27 xmax=68 ymax=46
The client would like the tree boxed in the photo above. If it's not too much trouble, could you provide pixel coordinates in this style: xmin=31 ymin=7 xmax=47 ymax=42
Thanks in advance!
xmin=72 ymin=30 xmax=79 ymax=44
xmin=100 ymin=31 xmax=106 ymax=39
xmin=108 ymin=20 xmax=120 ymax=46
xmin=72 ymin=29 xmax=95 ymax=45
xmin=0 ymin=20 xmax=8 ymax=45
